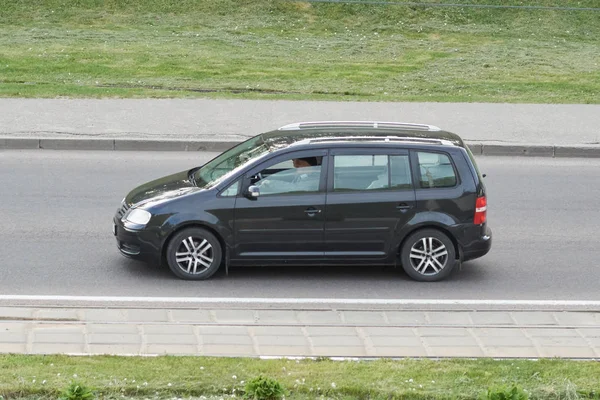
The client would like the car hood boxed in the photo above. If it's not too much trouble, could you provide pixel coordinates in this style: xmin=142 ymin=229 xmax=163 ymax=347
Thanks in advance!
xmin=125 ymin=169 xmax=202 ymax=207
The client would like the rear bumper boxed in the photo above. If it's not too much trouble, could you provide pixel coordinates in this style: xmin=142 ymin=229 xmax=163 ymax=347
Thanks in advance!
xmin=461 ymin=225 xmax=492 ymax=262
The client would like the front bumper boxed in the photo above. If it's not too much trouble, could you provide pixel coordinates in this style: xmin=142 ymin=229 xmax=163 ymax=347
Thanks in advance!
xmin=112 ymin=217 xmax=161 ymax=263
xmin=461 ymin=224 xmax=492 ymax=262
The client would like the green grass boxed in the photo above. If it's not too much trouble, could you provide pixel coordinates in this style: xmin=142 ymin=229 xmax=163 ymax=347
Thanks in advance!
xmin=0 ymin=0 xmax=599 ymax=103
xmin=1 ymin=355 xmax=600 ymax=400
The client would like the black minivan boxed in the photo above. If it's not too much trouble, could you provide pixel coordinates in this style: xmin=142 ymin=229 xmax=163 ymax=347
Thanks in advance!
xmin=113 ymin=121 xmax=491 ymax=282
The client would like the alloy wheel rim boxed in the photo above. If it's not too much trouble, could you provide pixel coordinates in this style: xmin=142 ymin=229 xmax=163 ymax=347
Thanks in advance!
xmin=175 ymin=236 xmax=213 ymax=275
xmin=409 ymin=237 xmax=448 ymax=276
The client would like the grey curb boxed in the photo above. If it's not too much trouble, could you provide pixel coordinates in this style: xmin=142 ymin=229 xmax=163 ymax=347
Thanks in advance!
xmin=2 ymin=138 xmax=600 ymax=158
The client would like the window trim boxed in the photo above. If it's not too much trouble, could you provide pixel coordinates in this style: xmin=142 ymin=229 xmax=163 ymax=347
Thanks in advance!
xmin=327 ymin=148 xmax=413 ymax=193
xmin=217 ymin=179 xmax=241 ymax=198
xmin=411 ymin=150 xmax=460 ymax=190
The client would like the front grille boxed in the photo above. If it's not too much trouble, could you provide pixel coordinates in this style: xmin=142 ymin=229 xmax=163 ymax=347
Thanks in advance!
xmin=116 ymin=201 xmax=130 ymax=219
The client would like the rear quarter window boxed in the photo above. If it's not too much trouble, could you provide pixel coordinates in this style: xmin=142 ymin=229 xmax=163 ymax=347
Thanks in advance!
xmin=417 ymin=151 xmax=457 ymax=188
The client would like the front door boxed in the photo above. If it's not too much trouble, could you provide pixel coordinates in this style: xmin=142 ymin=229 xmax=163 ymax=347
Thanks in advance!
xmin=324 ymin=149 xmax=416 ymax=260
xmin=232 ymin=150 xmax=328 ymax=264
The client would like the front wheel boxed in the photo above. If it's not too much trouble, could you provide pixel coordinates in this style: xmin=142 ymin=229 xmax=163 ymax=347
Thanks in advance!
xmin=400 ymin=229 xmax=456 ymax=282
xmin=165 ymin=227 xmax=222 ymax=280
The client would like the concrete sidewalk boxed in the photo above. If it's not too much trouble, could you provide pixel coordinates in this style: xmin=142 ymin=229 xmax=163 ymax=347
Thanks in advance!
xmin=2 ymin=306 xmax=599 ymax=359
xmin=1 ymin=99 xmax=600 ymax=157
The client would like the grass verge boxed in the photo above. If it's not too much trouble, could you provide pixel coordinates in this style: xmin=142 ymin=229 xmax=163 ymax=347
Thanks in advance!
xmin=0 ymin=0 xmax=599 ymax=103
xmin=1 ymin=355 xmax=600 ymax=399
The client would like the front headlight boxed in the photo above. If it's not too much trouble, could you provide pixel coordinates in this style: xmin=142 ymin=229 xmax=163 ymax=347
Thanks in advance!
xmin=124 ymin=209 xmax=152 ymax=225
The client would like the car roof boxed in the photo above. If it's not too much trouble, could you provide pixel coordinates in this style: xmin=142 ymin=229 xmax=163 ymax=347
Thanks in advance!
xmin=259 ymin=121 xmax=466 ymax=149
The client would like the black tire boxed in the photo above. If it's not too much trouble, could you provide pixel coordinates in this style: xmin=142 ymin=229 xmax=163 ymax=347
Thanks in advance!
xmin=165 ymin=227 xmax=222 ymax=280
xmin=400 ymin=229 xmax=456 ymax=282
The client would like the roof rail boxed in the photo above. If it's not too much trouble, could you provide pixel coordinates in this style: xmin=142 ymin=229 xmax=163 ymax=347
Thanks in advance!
xmin=278 ymin=121 xmax=442 ymax=132
xmin=291 ymin=135 xmax=455 ymax=147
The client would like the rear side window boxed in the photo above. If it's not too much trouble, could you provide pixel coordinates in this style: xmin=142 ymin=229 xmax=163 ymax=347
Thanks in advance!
xmin=333 ymin=154 xmax=412 ymax=191
xmin=417 ymin=152 xmax=457 ymax=188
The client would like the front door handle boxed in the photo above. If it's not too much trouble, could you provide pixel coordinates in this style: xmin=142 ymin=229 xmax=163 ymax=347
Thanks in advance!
xmin=304 ymin=207 xmax=322 ymax=215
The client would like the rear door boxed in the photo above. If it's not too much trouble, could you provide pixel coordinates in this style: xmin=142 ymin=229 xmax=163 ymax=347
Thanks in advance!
xmin=324 ymin=148 xmax=416 ymax=260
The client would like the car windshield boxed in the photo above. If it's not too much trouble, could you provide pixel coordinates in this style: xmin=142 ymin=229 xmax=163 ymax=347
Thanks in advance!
xmin=193 ymin=135 xmax=270 ymax=188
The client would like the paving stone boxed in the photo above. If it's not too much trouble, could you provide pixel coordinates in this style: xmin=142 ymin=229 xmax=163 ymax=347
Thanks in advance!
xmin=478 ymin=336 xmax=534 ymax=347
xmin=31 ymin=343 xmax=85 ymax=354
xmin=482 ymin=347 xmax=541 ymax=358
xmin=363 ymin=327 xmax=416 ymax=337
xmin=511 ymin=312 xmax=557 ymax=326
xmin=255 ymin=335 xmax=309 ymax=347
xmin=426 ymin=312 xmax=471 ymax=325
xmin=372 ymin=346 xmax=429 ymax=358
xmin=368 ymin=336 xmax=423 ymax=347
xmin=88 ymin=344 xmax=142 ymax=355
xmin=143 ymin=324 xmax=194 ymax=335
xmin=472 ymin=328 xmax=529 ymax=337
xmin=197 ymin=326 xmax=249 ymax=336
xmin=201 ymin=335 xmax=253 ymax=345
xmin=252 ymin=326 xmax=304 ymax=336
xmin=526 ymin=328 xmax=580 ymax=337
xmin=0 ymin=332 xmax=28 ymax=343
xmin=579 ymin=328 xmax=600 ymax=337
xmin=145 ymin=344 xmax=199 ymax=355
xmin=384 ymin=312 xmax=428 ymax=325
xmin=258 ymin=346 xmax=312 ymax=356
xmin=170 ymin=309 xmax=213 ymax=323
xmin=0 ymin=343 xmax=27 ymax=353
xmin=423 ymin=336 xmax=479 ymax=347
xmin=88 ymin=334 xmax=141 ymax=345
xmin=202 ymin=344 xmax=256 ymax=356
xmin=417 ymin=327 xmax=470 ymax=337
xmin=146 ymin=334 xmax=198 ymax=345
xmin=0 ymin=308 xmax=35 ymax=319
xmin=533 ymin=337 xmax=590 ymax=347
xmin=83 ymin=309 xmax=128 ymax=322
xmin=310 ymin=335 xmax=363 ymax=347
xmin=34 ymin=333 xmax=85 ymax=344
xmin=33 ymin=324 xmax=84 ymax=335
xmin=296 ymin=311 xmax=342 ymax=324
xmin=86 ymin=324 xmax=139 ymax=334
xmin=427 ymin=346 xmax=485 ymax=358
xmin=213 ymin=310 xmax=256 ymax=323
xmin=553 ymin=312 xmax=600 ymax=326
xmin=0 ymin=322 xmax=30 ymax=333
xmin=126 ymin=309 xmax=169 ymax=322
xmin=469 ymin=312 xmax=514 ymax=325
xmin=305 ymin=326 xmax=357 ymax=336
xmin=539 ymin=347 xmax=597 ymax=358
xmin=255 ymin=310 xmax=298 ymax=324
xmin=585 ymin=337 xmax=600 ymax=347
xmin=312 ymin=346 xmax=367 ymax=357
xmin=35 ymin=309 xmax=79 ymax=320
xmin=342 ymin=311 xmax=386 ymax=324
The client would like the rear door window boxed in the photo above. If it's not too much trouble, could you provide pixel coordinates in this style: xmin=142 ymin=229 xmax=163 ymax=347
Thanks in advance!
xmin=416 ymin=152 xmax=457 ymax=188
xmin=333 ymin=154 xmax=412 ymax=191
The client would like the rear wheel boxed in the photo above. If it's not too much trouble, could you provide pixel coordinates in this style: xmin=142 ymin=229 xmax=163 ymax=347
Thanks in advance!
xmin=400 ymin=229 xmax=456 ymax=282
xmin=165 ymin=227 xmax=222 ymax=280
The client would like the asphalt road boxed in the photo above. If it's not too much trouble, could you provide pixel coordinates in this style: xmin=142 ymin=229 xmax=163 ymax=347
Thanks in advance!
xmin=1 ymin=150 xmax=599 ymax=301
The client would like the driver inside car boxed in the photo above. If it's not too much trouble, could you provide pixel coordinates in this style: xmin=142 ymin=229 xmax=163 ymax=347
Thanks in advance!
xmin=255 ymin=157 xmax=321 ymax=195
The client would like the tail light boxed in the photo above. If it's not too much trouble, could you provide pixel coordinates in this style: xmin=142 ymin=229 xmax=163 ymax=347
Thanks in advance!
xmin=474 ymin=196 xmax=487 ymax=225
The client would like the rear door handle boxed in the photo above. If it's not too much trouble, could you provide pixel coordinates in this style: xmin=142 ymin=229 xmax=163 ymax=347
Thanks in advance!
xmin=396 ymin=203 xmax=412 ymax=210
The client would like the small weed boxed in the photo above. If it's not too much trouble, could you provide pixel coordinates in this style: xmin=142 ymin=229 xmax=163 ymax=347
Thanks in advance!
xmin=244 ymin=376 xmax=288 ymax=400
xmin=484 ymin=385 xmax=528 ymax=400
xmin=59 ymin=381 xmax=95 ymax=400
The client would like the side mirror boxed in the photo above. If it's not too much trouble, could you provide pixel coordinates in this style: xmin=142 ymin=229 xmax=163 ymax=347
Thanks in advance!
xmin=247 ymin=185 xmax=260 ymax=199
